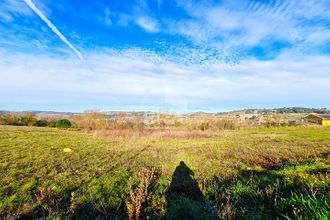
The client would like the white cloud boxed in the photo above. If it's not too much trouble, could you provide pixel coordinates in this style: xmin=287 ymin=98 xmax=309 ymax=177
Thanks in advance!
xmin=1 ymin=48 xmax=330 ymax=111
xmin=102 ymin=8 xmax=113 ymax=26
xmin=167 ymin=0 xmax=330 ymax=55
xmin=135 ymin=16 xmax=159 ymax=33
xmin=0 ymin=0 xmax=34 ymax=21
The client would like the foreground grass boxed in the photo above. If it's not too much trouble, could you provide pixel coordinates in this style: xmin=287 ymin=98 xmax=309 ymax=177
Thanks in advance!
xmin=0 ymin=125 xmax=329 ymax=219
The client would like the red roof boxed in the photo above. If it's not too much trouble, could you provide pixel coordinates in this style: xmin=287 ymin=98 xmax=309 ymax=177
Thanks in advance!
xmin=305 ymin=114 xmax=330 ymax=120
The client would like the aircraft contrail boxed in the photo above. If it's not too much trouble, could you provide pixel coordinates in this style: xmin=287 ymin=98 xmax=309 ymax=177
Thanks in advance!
xmin=23 ymin=0 xmax=84 ymax=60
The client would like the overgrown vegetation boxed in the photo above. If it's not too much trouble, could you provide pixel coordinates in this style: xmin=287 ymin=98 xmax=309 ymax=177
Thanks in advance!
xmin=0 ymin=110 xmax=309 ymax=134
xmin=0 ymin=125 xmax=329 ymax=219
xmin=0 ymin=113 xmax=65 ymax=128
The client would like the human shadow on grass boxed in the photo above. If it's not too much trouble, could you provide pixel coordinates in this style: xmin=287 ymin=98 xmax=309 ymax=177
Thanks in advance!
xmin=163 ymin=161 xmax=216 ymax=220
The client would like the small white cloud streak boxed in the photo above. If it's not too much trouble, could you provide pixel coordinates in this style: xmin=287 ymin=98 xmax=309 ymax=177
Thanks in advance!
xmin=22 ymin=0 xmax=84 ymax=60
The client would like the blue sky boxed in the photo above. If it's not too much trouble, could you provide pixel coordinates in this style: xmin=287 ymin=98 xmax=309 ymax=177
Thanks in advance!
xmin=1 ymin=0 xmax=330 ymax=112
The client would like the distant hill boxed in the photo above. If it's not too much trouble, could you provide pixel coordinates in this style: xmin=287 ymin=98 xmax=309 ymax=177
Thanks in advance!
xmin=0 ymin=110 xmax=76 ymax=115
xmin=1 ymin=107 xmax=330 ymax=116
xmin=273 ymin=107 xmax=330 ymax=114
xmin=231 ymin=107 xmax=330 ymax=115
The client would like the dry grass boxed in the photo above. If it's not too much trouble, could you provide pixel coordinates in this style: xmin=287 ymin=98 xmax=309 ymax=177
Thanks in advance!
xmin=90 ymin=128 xmax=217 ymax=139
xmin=126 ymin=167 xmax=161 ymax=220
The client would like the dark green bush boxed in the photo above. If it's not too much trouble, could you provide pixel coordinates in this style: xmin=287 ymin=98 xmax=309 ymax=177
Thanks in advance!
xmin=55 ymin=119 xmax=71 ymax=128
xmin=34 ymin=120 xmax=49 ymax=127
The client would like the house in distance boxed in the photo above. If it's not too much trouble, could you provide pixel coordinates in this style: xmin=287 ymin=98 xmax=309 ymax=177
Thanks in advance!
xmin=304 ymin=114 xmax=330 ymax=126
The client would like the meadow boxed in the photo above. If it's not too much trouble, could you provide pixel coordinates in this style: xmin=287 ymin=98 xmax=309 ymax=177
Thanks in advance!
xmin=0 ymin=124 xmax=329 ymax=219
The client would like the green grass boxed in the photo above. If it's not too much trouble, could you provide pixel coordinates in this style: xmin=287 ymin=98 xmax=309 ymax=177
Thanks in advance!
xmin=0 ymin=125 xmax=329 ymax=219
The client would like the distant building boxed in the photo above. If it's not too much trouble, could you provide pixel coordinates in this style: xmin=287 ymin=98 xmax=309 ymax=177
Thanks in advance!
xmin=304 ymin=114 xmax=330 ymax=126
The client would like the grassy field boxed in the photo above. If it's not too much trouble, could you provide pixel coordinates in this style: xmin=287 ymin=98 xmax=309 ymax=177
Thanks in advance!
xmin=0 ymin=125 xmax=329 ymax=219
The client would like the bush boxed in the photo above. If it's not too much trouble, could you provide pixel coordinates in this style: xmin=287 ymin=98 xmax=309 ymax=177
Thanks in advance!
xmin=0 ymin=113 xmax=6 ymax=125
xmin=126 ymin=167 xmax=162 ymax=219
xmin=215 ymin=119 xmax=237 ymax=130
xmin=55 ymin=119 xmax=71 ymax=128
xmin=72 ymin=112 xmax=108 ymax=130
xmin=21 ymin=113 xmax=37 ymax=126
xmin=3 ymin=114 xmax=23 ymax=126
xmin=263 ymin=114 xmax=288 ymax=127
xmin=48 ymin=120 xmax=57 ymax=127
xmin=198 ymin=122 xmax=210 ymax=131
xmin=34 ymin=120 xmax=49 ymax=127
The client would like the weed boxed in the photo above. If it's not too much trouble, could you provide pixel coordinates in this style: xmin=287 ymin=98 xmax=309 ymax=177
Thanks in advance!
xmin=125 ymin=167 xmax=161 ymax=220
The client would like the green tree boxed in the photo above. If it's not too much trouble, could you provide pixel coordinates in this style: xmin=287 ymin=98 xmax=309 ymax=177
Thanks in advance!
xmin=55 ymin=119 xmax=71 ymax=128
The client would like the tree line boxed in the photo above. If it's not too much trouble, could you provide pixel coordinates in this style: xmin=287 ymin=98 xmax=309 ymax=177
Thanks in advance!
xmin=0 ymin=113 xmax=71 ymax=128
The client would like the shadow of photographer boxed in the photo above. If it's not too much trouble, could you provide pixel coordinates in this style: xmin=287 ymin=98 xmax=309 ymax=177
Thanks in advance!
xmin=164 ymin=161 xmax=213 ymax=220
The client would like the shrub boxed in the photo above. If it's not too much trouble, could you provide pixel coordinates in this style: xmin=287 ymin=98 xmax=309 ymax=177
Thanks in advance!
xmin=198 ymin=122 xmax=210 ymax=131
xmin=0 ymin=113 xmax=6 ymax=125
xmin=34 ymin=120 xmax=49 ymax=127
xmin=4 ymin=114 xmax=23 ymax=126
xmin=126 ymin=167 xmax=162 ymax=219
xmin=215 ymin=119 xmax=237 ymax=130
xmin=55 ymin=119 xmax=71 ymax=128
xmin=72 ymin=112 xmax=108 ymax=130
xmin=48 ymin=120 xmax=57 ymax=127
xmin=263 ymin=114 xmax=288 ymax=127
xmin=21 ymin=113 xmax=37 ymax=126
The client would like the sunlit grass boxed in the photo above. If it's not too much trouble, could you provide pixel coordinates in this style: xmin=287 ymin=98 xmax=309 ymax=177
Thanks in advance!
xmin=0 ymin=125 xmax=329 ymax=218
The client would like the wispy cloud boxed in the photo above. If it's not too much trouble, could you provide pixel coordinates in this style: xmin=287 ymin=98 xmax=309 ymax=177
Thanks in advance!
xmin=102 ymin=8 xmax=113 ymax=26
xmin=135 ymin=16 xmax=159 ymax=33
xmin=1 ymin=48 xmax=330 ymax=111
xmin=0 ymin=0 xmax=33 ymax=21
xmin=22 ymin=0 xmax=84 ymax=60
xmin=166 ymin=0 xmax=330 ymax=58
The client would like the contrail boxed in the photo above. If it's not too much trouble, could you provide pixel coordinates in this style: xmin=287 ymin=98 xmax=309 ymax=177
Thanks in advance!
xmin=23 ymin=0 xmax=84 ymax=60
